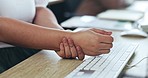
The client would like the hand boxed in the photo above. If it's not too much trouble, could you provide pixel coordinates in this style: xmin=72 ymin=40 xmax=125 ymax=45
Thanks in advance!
xmin=71 ymin=28 xmax=114 ymax=56
xmin=56 ymin=37 xmax=85 ymax=60
xmin=90 ymin=28 xmax=112 ymax=35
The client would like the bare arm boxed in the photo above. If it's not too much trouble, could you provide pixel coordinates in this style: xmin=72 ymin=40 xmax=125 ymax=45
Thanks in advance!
xmin=0 ymin=17 xmax=72 ymax=50
xmin=33 ymin=7 xmax=63 ymax=29
xmin=0 ymin=17 xmax=113 ymax=56
xmin=0 ymin=8 xmax=85 ymax=59
xmin=0 ymin=17 xmax=114 ymax=56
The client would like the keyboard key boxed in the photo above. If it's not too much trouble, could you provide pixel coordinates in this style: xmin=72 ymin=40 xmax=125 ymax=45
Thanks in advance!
xmin=65 ymin=43 xmax=138 ymax=78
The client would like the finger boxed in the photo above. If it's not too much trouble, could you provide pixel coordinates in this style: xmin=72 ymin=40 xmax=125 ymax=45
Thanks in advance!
xmin=88 ymin=49 xmax=110 ymax=56
xmin=76 ymin=46 xmax=85 ymax=60
xmin=86 ymin=52 xmax=102 ymax=56
xmin=98 ymin=30 xmax=110 ymax=35
xmin=91 ymin=28 xmax=112 ymax=35
xmin=106 ymin=31 xmax=112 ymax=35
xmin=57 ymin=43 xmax=65 ymax=58
xmin=68 ymin=38 xmax=77 ymax=58
xmin=91 ymin=28 xmax=105 ymax=34
xmin=103 ymin=31 xmax=112 ymax=35
xmin=98 ymin=43 xmax=113 ymax=49
xmin=99 ymin=35 xmax=114 ymax=43
xmin=99 ymin=49 xmax=110 ymax=54
xmin=63 ymin=37 xmax=72 ymax=58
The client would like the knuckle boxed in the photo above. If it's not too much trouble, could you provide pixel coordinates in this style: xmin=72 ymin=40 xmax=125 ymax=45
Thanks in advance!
xmin=59 ymin=54 xmax=65 ymax=58
xmin=72 ymin=56 xmax=76 ymax=58
xmin=78 ymin=51 xmax=82 ymax=55
xmin=97 ymin=44 xmax=101 ymax=48
xmin=63 ymin=42 xmax=69 ymax=46
xmin=106 ymin=49 xmax=110 ymax=53
xmin=101 ymin=50 xmax=110 ymax=54
xmin=64 ymin=43 xmax=68 ymax=47
xmin=72 ymin=54 xmax=77 ymax=58
xmin=109 ymin=44 xmax=113 ymax=48
xmin=71 ymin=47 xmax=77 ymax=52
xmin=110 ymin=37 xmax=114 ymax=42
xmin=91 ymin=52 xmax=100 ymax=56
xmin=61 ymin=54 xmax=65 ymax=58
xmin=96 ymin=52 xmax=101 ymax=55
xmin=70 ymin=45 xmax=74 ymax=48
xmin=79 ymin=56 xmax=85 ymax=60
xmin=66 ymin=53 xmax=71 ymax=58
xmin=111 ymin=43 xmax=113 ymax=48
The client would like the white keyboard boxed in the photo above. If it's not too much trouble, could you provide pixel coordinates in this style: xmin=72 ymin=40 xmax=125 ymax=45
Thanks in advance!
xmin=65 ymin=43 xmax=139 ymax=78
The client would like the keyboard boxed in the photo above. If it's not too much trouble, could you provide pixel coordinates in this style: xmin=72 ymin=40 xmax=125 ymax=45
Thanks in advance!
xmin=65 ymin=43 xmax=139 ymax=78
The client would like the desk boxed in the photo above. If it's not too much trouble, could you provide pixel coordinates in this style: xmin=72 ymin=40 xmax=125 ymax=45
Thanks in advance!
xmin=0 ymin=30 xmax=148 ymax=78
xmin=1 ymin=1 xmax=148 ymax=78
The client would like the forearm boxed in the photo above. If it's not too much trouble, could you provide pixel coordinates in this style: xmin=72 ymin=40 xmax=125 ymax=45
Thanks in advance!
xmin=33 ymin=7 xmax=63 ymax=29
xmin=0 ymin=17 xmax=73 ymax=50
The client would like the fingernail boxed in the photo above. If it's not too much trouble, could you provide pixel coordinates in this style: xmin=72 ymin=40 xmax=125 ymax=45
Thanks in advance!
xmin=76 ymin=46 xmax=80 ymax=51
xmin=62 ymin=37 xmax=67 ymax=43
xmin=60 ymin=43 xmax=64 ymax=46
xmin=68 ymin=38 xmax=72 ymax=43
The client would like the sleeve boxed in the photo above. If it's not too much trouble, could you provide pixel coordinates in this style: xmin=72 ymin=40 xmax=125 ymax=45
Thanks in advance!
xmin=35 ymin=0 xmax=49 ymax=7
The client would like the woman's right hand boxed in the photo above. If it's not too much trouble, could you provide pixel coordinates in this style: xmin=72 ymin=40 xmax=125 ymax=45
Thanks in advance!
xmin=71 ymin=28 xmax=114 ymax=56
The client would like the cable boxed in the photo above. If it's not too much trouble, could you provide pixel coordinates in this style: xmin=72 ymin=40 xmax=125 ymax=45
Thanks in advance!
xmin=126 ymin=56 xmax=148 ymax=69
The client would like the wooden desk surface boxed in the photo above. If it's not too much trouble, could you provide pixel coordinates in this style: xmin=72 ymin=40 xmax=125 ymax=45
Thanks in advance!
xmin=0 ymin=50 xmax=83 ymax=78
xmin=1 ymin=1 xmax=148 ymax=78
xmin=0 ymin=30 xmax=148 ymax=78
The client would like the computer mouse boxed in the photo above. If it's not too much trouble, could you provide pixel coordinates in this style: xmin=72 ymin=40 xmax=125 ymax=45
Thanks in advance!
xmin=120 ymin=29 xmax=148 ymax=38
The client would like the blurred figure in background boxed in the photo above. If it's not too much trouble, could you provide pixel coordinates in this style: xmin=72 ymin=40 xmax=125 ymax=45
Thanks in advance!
xmin=49 ymin=0 xmax=134 ymax=23
xmin=75 ymin=0 xmax=133 ymax=16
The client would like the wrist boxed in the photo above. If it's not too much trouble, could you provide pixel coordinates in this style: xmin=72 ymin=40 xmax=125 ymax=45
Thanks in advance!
xmin=69 ymin=31 xmax=82 ymax=47
xmin=64 ymin=30 xmax=76 ymax=39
